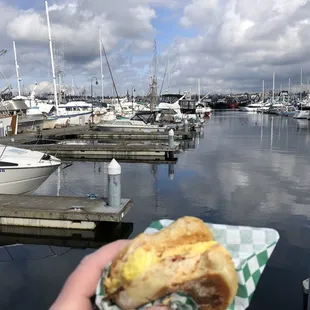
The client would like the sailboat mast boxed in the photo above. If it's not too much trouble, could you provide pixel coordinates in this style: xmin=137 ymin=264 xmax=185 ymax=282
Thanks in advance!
xmin=99 ymin=27 xmax=104 ymax=101
xmin=13 ymin=41 xmax=21 ymax=96
xmin=71 ymin=77 xmax=75 ymax=96
xmin=300 ymin=66 xmax=303 ymax=102
xmin=45 ymin=0 xmax=58 ymax=114
xmin=288 ymin=78 xmax=291 ymax=102
xmin=167 ymin=59 xmax=170 ymax=93
xmin=198 ymin=78 xmax=201 ymax=102
xmin=150 ymin=39 xmax=157 ymax=112
xmin=272 ymin=72 xmax=275 ymax=102
xmin=262 ymin=80 xmax=265 ymax=103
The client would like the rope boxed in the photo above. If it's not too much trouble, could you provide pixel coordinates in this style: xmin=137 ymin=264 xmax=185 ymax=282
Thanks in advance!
xmin=0 ymin=246 xmax=72 ymax=263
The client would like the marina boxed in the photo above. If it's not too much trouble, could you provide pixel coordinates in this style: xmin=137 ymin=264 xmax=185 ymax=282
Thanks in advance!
xmin=0 ymin=0 xmax=310 ymax=309
xmin=0 ymin=112 xmax=309 ymax=310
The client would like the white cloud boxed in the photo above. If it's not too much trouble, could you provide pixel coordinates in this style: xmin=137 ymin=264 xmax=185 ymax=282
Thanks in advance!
xmin=163 ymin=0 xmax=310 ymax=93
xmin=0 ymin=0 xmax=310 ymax=95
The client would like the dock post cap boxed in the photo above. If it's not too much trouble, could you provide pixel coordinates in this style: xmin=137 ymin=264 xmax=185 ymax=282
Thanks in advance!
xmin=168 ymin=129 xmax=174 ymax=136
xmin=108 ymin=158 xmax=121 ymax=175
xmin=303 ymin=278 xmax=309 ymax=294
xmin=0 ymin=121 xmax=3 ymax=128
xmin=184 ymin=118 xmax=188 ymax=124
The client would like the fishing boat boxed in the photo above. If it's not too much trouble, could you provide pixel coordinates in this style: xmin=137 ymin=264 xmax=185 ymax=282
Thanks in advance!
xmin=0 ymin=145 xmax=61 ymax=194
xmin=55 ymin=101 xmax=92 ymax=126
xmin=0 ymin=98 xmax=46 ymax=133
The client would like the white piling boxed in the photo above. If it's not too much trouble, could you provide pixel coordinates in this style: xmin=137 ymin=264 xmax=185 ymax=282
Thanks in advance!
xmin=303 ymin=278 xmax=309 ymax=309
xmin=184 ymin=118 xmax=189 ymax=134
xmin=168 ymin=129 xmax=174 ymax=148
xmin=168 ymin=163 xmax=175 ymax=180
xmin=108 ymin=158 xmax=121 ymax=208
xmin=6 ymin=125 xmax=12 ymax=137
xmin=0 ymin=122 xmax=4 ymax=137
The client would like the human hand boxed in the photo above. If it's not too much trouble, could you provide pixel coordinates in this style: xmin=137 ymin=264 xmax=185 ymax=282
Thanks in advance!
xmin=50 ymin=240 xmax=170 ymax=310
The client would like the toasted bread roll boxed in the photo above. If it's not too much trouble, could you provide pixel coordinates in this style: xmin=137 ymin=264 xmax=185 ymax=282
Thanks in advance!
xmin=104 ymin=216 xmax=237 ymax=310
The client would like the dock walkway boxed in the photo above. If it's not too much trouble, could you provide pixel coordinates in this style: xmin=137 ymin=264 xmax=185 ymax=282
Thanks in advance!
xmin=0 ymin=194 xmax=132 ymax=230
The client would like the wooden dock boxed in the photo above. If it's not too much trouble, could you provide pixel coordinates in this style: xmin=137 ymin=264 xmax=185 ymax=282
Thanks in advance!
xmin=13 ymin=142 xmax=180 ymax=160
xmin=76 ymin=131 xmax=191 ymax=141
xmin=0 ymin=194 xmax=132 ymax=230
xmin=0 ymin=126 xmax=192 ymax=143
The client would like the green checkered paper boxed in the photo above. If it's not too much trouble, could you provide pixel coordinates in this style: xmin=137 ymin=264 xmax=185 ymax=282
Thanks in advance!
xmin=96 ymin=219 xmax=280 ymax=310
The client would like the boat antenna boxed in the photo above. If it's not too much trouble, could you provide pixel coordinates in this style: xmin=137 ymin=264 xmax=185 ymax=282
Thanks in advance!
xmin=101 ymin=42 xmax=122 ymax=110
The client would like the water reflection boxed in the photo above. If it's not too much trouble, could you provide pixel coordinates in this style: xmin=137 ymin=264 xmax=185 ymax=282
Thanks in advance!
xmin=0 ymin=222 xmax=134 ymax=249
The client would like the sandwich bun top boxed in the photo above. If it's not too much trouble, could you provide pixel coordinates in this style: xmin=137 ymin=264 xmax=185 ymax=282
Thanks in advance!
xmin=104 ymin=216 xmax=238 ymax=310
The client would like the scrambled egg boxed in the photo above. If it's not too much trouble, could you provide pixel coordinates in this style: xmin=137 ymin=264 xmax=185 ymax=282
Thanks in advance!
xmin=121 ymin=241 xmax=217 ymax=282
xmin=122 ymin=247 xmax=159 ymax=282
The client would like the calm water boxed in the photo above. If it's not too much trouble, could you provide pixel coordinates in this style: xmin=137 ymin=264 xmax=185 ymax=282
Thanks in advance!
xmin=0 ymin=111 xmax=310 ymax=310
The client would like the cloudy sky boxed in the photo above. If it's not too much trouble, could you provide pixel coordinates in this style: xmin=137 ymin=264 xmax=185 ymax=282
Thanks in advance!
xmin=0 ymin=0 xmax=310 ymax=96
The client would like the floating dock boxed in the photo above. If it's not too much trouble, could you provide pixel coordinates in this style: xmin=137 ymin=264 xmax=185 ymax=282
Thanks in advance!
xmin=0 ymin=194 xmax=132 ymax=230
xmin=0 ymin=126 xmax=192 ymax=143
xmin=1 ymin=125 xmax=182 ymax=161
xmin=13 ymin=142 xmax=179 ymax=160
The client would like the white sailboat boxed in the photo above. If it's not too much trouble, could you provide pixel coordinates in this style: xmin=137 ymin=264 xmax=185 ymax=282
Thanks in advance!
xmin=45 ymin=1 xmax=92 ymax=127
xmin=195 ymin=82 xmax=212 ymax=116
xmin=0 ymin=144 xmax=61 ymax=194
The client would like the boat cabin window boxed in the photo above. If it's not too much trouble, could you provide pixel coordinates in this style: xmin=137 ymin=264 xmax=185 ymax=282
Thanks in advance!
xmin=114 ymin=121 xmax=132 ymax=125
xmin=0 ymin=161 xmax=18 ymax=166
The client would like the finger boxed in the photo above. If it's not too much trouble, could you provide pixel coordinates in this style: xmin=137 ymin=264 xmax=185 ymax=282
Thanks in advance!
xmin=61 ymin=240 xmax=129 ymax=297
xmin=51 ymin=240 xmax=129 ymax=309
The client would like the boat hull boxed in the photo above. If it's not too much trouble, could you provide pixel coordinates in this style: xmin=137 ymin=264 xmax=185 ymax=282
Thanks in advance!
xmin=18 ymin=116 xmax=45 ymax=133
xmin=42 ymin=118 xmax=58 ymax=130
xmin=56 ymin=112 xmax=92 ymax=127
xmin=239 ymin=106 xmax=260 ymax=112
xmin=0 ymin=164 xmax=60 ymax=194
xmin=278 ymin=111 xmax=296 ymax=117
xmin=293 ymin=111 xmax=310 ymax=119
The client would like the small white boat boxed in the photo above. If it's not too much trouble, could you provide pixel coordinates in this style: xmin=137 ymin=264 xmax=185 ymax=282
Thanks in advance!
xmin=96 ymin=119 xmax=167 ymax=132
xmin=293 ymin=110 xmax=310 ymax=119
xmin=0 ymin=145 xmax=61 ymax=194
xmin=239 ymin=102 xmax=263 ymax=112
xmin=195 ymin=93 xmax=212 ymax=117
xmin=196 ymin=103 xmax=212 ymax=116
